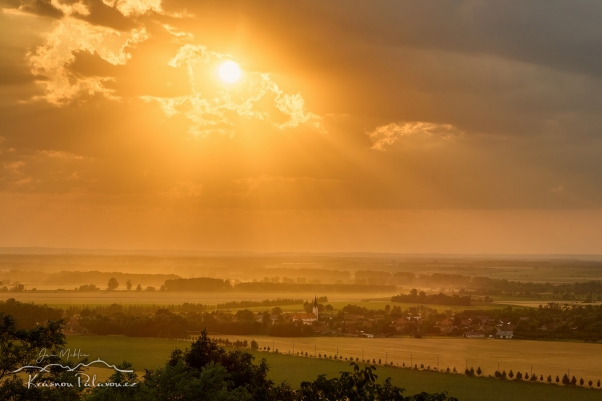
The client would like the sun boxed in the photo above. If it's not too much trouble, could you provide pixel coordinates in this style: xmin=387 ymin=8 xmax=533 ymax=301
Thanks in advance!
xmin=218 ymin=61 xmax=242 ymax=83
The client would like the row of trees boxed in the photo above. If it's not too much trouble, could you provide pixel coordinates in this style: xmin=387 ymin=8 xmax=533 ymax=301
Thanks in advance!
xmin=491 ymin=369 xmax=601 ymax=388
xmin=216 ymin=298 xmax=304 ymax=309
xmin=391 ymin=289 xmax=472 ymax=306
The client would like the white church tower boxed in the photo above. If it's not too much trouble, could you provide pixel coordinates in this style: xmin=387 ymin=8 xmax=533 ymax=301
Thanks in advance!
xmin=312 ymin=295 xmax=319 ymax=320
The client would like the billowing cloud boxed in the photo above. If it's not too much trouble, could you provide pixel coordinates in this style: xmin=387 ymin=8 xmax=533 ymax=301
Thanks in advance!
xmin=369 ymin=122 xmax=462 ymax=150
xmin=142 ymin=43 xmax=321 ymax=137
xmin=28 ymin=17 xmax=147 ymax=104
xmin=102 ymin=0 xmax=161 ymax=17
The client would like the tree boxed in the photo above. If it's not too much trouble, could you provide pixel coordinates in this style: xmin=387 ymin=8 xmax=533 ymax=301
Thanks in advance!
xmin=0 ymin=313 xmax=88 ymax=400
xmin=580 ymin=377 xmax=585 ymax=386
xmin=235 ymin=309 xmax=256 ymax=323
xmin=562 ymin=374 xmax=570 ymax=385
xmin=556 ymin=375 xmax=560 ymax=384
xmin=476 ymin=367 xmax=482 ymax=376
xmin=250 ymin=340 xmax=259 ymax=350
xmin=136 ymin=284 xmax=142 ymax=291
xmin=0 ymin=314 xmax=66 ymax=382
xmin=597 ymin=379 xmax=601 ymax=388
xmin=107 ymin=277 xmax=119 ymax=291
xmin=126 ymin=279 xmax=132 ymax=290
xmin=508 ymin=370 xmax=514 ymax=379
xmin=588 ymin=380 xmax=593 ymax=387
xmin=271 ymin=307 xmax=283 ymax=315
xmin=571 ymin=376 xmax=577 ymax=386
xmin=547 ymin=375 xmax=552 ymax=383
xmin=298 ymin=363 xmax=458 ymax=401
xmin=515 ymin=371 xmax=522 ymax=380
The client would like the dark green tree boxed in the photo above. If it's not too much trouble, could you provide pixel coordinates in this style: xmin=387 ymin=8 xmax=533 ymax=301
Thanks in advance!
xmin=107 ymin=278 xmax=119 ymax=291
xmin=0 ymin=313 xmax=86 ymax=401
xmin=562 ymin=374 xmax=570 ymax=385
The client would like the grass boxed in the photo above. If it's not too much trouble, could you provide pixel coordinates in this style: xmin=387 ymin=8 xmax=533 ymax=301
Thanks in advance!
xmin=65 ymin=335 xmax=602 ymax=401
xmin=245 ymin=351 xmax=602 ymax=401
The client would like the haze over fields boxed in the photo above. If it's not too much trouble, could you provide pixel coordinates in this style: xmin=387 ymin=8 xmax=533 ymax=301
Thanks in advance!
xmin=2 ymin=1 xmax=602 ymax=254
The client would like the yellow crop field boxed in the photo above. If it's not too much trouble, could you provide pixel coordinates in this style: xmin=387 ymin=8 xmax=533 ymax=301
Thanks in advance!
xmin=208 ymin=334 xmax=602 ymax=383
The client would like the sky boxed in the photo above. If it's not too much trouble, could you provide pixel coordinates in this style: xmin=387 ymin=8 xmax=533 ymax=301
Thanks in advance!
xmin=1 ymin=0 xmax=602 ymax=253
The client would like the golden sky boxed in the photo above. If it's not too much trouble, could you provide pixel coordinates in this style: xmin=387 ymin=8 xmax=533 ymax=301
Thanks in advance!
xmin=1 ymin=0 xmax=602 ymax=253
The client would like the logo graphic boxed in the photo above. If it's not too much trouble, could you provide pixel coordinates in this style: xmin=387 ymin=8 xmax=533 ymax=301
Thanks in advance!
xmin=12 ymin=358 xmax=134 ymax=374
xmin=12 ymin=349 xmax=137 ymax=389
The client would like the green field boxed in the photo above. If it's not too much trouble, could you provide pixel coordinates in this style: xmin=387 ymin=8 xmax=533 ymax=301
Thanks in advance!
xmin=65 ymin=335 xmax=602 ymax=401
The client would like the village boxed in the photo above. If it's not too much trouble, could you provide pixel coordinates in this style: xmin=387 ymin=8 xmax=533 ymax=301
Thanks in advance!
xmin=56 ymin=295 xmax=582 ymax=341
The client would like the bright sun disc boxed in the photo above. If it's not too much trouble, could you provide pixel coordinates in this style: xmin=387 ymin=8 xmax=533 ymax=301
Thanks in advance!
xmin=218 ymin=61 xmax=241 ymax=83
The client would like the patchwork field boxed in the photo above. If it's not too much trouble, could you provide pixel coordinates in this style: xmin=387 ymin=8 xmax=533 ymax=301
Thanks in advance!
xmin=64 ymin=335 xmax=602 ymax=401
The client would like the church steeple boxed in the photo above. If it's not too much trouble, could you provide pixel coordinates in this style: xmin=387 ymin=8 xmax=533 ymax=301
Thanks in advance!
xmin=312 ymin=295 xmax=319 ymax=320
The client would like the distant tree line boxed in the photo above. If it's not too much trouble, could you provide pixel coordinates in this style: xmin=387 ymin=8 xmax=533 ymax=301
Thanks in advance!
xmin=233 ymin=282 xmax=396 ymax=293
xmin=391 ymin=289 xmax=472 ymax=306
xmin=163 ymin=277 xmax=233 ymax=291
xmin=216 ymin=298 xmax=304 ymax=309
xmin=66 ymin=302 xmax=209 ymax=317
xmin=0 ymin=298 xmax=62 ymax=329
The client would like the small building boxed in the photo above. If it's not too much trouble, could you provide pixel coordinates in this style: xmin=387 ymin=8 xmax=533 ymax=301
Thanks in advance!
xmin=495 ymin=328 xmax=514 ymax=339
xmin=64 ymin=323 xmax=89 ymax=334
xmin=292 ymin=296 xmax=320 ymax=324
xmin=292 ymin=312 xmax=317 ymax=324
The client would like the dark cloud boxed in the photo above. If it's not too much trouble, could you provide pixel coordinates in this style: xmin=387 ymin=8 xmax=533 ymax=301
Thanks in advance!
xmin=76 ymin=0 xmax=136 ymax=31
xmin=66 ymin=50 xmax=123 ymax=78
xmin=17 ymin=0 xmax=63 ymax=18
